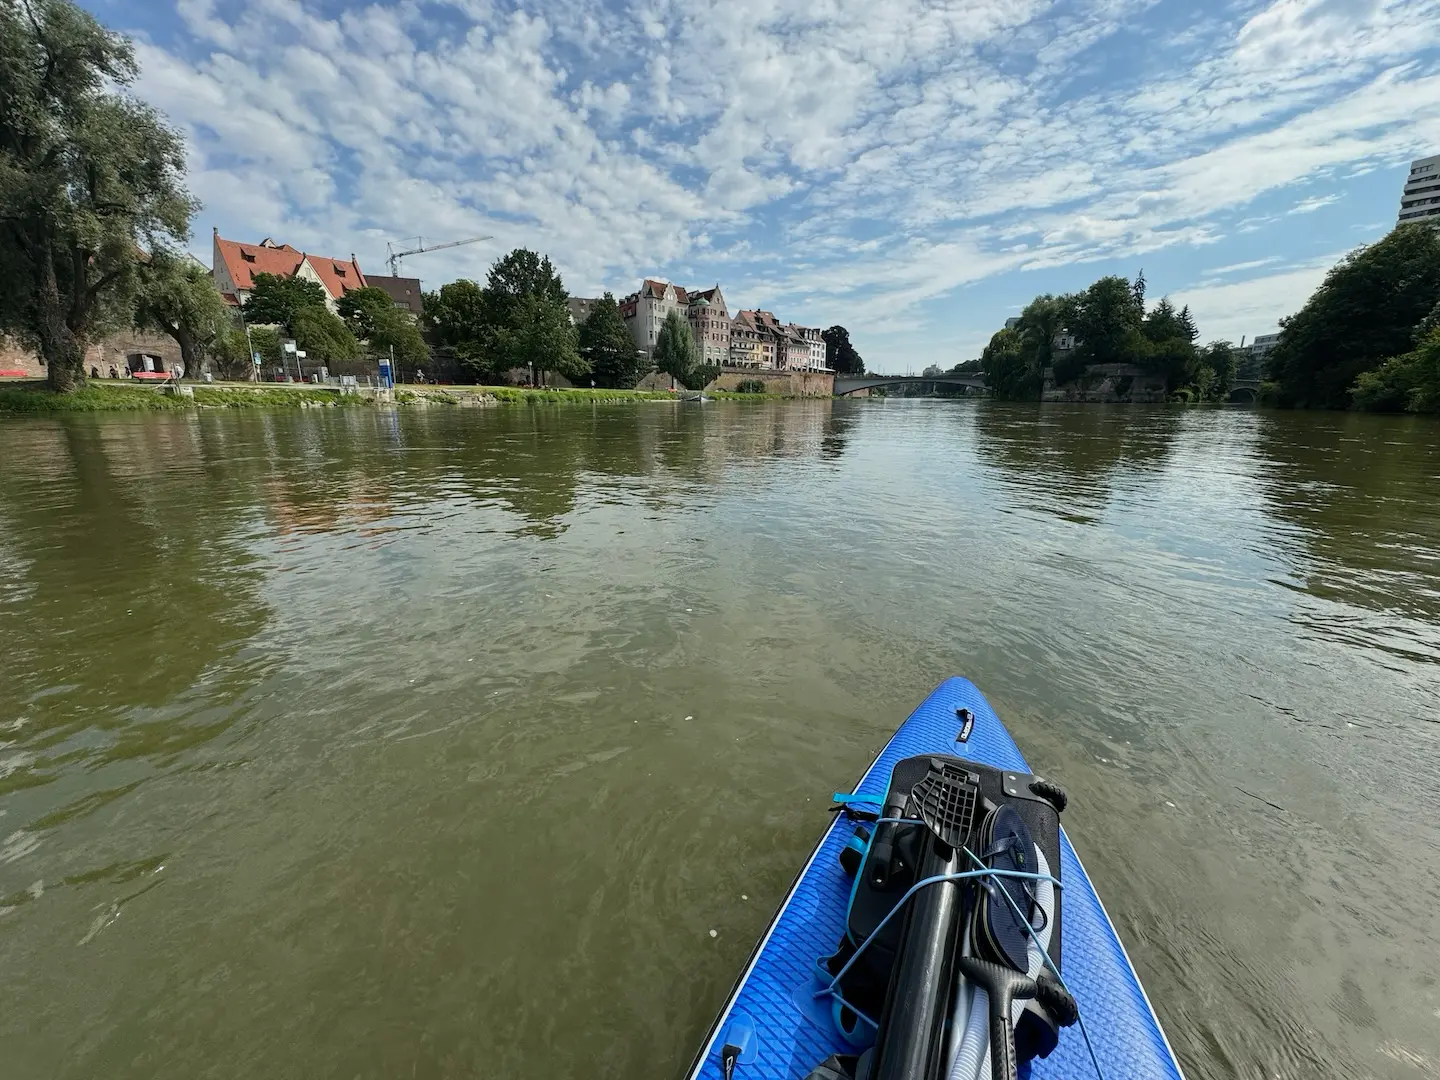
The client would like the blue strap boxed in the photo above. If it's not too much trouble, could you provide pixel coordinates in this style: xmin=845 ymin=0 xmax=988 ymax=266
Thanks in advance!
xmin=832 ymin=792 xmax=884 ymax=807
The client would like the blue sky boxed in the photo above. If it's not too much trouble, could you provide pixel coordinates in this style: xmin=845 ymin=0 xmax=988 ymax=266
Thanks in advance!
xmin=90 ymin=0 xmax=1440 ymax=369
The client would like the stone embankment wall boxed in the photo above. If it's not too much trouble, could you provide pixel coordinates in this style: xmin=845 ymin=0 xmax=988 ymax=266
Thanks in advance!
xmin=1041 ymin=363 xmax=1166 ymax=403
xmin=706 ymin=369 xmax=835 ymax=397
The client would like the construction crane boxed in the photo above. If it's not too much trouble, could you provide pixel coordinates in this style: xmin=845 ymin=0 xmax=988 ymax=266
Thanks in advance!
xmin=385 ymin=235 xmax=492 ymax=277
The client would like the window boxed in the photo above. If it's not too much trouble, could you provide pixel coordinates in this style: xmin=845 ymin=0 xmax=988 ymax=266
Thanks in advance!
xmin=334 ymin=264 xmax=346 ymax=277
xmin=241 ymin=251 xmax=256 ymax=263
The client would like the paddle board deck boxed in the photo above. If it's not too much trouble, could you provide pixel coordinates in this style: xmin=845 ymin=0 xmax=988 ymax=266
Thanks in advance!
xmin=684 ymin=677 xmax=1185 ymax=1080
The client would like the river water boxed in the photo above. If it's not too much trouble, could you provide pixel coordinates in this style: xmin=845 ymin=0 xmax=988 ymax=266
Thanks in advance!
xmin=0 ymin=401 xmax=1436 ymax=1079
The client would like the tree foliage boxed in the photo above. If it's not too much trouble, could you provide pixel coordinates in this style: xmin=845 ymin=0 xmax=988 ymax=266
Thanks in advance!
xmin=133 ymin=249 xmax=232 ymax=378
xmin=423 ymin=279 xmax=486 ymax=369
xmin=0 ymin=0 xmax=196 ymax=391
xmin=980 ymin=327 xmax=1034 ymax=399
xmin=423 ymin=249 xmax=579 ymax=382
xmin=336 ymin=285 xmax=397 ymax=340
xmin=208 ymin=324 xmax=252 ymax=381
xmin=653 ymin=309 xmax=698 ymax=383
xmin=339 ymin=284 xmax=428 ymax=370
xmin=1351 ymin=324 xmax=1440 ymax=413
xmin=822 ymin=325 xmax=865 ymax=374
xmin=581 ymin=292 xmax=648 ymax=388
xmin=1267 ymin=224 xmax=1440 ymax=409
xmin=242 ymin=272 xmax=327 ymax=328
xmin=290 ymin=305 xmax=358 ymax=365
xmin=240 ymin=271 xmax=356 ymax=366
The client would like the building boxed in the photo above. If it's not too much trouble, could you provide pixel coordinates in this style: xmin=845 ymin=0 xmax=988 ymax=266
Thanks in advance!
xmin=795 ymin=326 xmax=828 ymax=371
xmin=739 ymin=310 xmax=793 ymax=368
xmin=211 ymin=230 xmax=367 ymax=313
xmin=1398 ymin=154 xmax=1440 ymax=226
xmin=365 ymin=274 xmax=424 ymax=319
xmin=1248 ymin=333 xmax=1280 ymax=360
xmin=732 ymin=311 xmax=778 ymax=368
xmin=687 ymin=286 xmax=731 ymax=367
xmin=567 ymin=296 xmax=602 ymax=327
xmin=619 ymin=279 xmax=689 ymax=355
xmin=729 ymin=313 xmax=765 ymax=368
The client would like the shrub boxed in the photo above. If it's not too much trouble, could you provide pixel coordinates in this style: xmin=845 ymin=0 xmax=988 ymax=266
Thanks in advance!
xmin=736 ymin=379 xmax=766 ymax=394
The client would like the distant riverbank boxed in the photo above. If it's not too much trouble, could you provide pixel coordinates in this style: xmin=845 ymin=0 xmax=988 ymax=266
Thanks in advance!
xmin=0 ymin=381 xmax=793 ymax=415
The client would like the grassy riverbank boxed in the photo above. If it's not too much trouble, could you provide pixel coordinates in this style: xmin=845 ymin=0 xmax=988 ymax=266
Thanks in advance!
xmin=0 ymin=380 xmax=789 ymax=415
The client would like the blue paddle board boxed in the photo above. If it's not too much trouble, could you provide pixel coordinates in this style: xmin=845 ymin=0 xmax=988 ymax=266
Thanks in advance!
xmin=685 ymin=677 xmax=1186 ymax=1080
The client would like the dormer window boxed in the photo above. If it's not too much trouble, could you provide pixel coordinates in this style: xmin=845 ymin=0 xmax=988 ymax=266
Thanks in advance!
xmin=241 ymin=251 xmax=256 ymax=263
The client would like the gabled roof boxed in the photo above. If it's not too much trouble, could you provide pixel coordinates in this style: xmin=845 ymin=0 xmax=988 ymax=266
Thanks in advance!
xmin=642 ymin=279 xmax=688 ymax=304
xmin=215 ymin=236 xmax=304 ymax=293
xmin=301 ymin=253 xmax=367 ymax=301
xmin=213 ymin=233 xmax=365 ymax=301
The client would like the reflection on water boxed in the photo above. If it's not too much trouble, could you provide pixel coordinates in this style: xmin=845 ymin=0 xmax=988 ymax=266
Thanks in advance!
xmin=0 ymin=401 xmax=1437 ymax=1080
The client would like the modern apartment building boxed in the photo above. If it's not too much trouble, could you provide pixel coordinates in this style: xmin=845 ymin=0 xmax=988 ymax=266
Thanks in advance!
xmin=687 ymin=286 xmax=731 ymax=366
xmin=1399 ymin=154 xmax=1440 ymax=226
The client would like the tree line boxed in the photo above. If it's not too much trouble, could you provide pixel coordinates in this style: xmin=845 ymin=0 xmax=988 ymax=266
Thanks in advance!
xmin=977 ymin=273 xmax=1237 ymax=402
xmin=1267 ymin=223 xmax=1440 ymax=413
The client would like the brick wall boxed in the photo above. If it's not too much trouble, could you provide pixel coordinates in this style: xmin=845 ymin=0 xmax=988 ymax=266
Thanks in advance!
xmin=1 ymin=331 xmax=182 ymax=379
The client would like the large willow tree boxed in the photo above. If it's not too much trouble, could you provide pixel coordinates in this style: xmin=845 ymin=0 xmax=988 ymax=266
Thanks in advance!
xmin=0 ymin=0 xmax=195 ymax=390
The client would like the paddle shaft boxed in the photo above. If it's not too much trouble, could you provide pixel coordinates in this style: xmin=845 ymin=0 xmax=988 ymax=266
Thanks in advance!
xmin=869 ymin=837 xmax=964 ymax=1080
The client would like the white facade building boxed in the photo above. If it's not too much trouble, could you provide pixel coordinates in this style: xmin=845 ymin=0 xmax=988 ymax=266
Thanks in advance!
xmin=1399 ymin=154 xmax=1440 ymax=226
xmin=619 ymin=280 xmax=689 ymax=355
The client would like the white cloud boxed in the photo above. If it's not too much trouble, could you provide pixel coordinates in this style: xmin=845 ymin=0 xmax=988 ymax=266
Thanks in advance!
xmin=1289 ymin=193 xmax=1342 ymax=214
xmin=1171 ymin=258 xmax=1338 ymax=343
xmin=115 ymin=0 xmax=1440 ymax=368
xmin=1203 ymin=257 xmax=1283 ymax=276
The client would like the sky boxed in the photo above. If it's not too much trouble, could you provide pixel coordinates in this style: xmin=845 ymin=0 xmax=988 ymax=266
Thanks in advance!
xmin=89 ymin=0 xmax=1440 ymax=370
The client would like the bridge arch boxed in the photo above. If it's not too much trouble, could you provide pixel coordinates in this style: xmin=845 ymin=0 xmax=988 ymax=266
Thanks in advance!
xmin=833 ymin=374 xmax=986 ymax=396
xmin=1227 ymin=385 xmax=1258 ymax=403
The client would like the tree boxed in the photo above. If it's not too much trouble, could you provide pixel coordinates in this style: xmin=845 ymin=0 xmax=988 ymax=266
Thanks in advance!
xmin=980 ymin=326 xmax=1037 ymax=400
xmin=492 ymin=291 xmax=583 ymax=385
xmin=654 ymin=309 xmax=699 ymax=384
xmin=822 ymin=325 xmax=865 ymax=374
xmin=133 ymin=250 xmax=231 ymax=379
xmin=290 ymin=305 xmax=358 ymax=366
xmin=337 ymin=285 xmax=398 ymax=340
xmin=423 ymin=280 xmax=486 ymax=371
xmin=429 ymin=249 xmax=575 ymax=381
xmin=0 ymin=0 xmax=196 ymax=391
xmin=1072 ymin=275 xmax=1145 ymax=371
xmin=1131 ymin=270 xmax=1146 ymax=312
xmin=1197 ymin=341 xmax=1237 ymax=402
xmin=1018 ymin=293 xmax=1077 ymax=383
xmin=241 ymin=273 xmax=327 ymax=328
xmin=581 ymin=292 xmax=648 ymax=388
xmin=1352 ymin=324 xmax=1440 ymax=413
xmin=340 ymin=284 xmax=427 ymax=372
xmin=248 ymin=326 xmax=283 ymax=370
xmin=208 ymin=323 xmax=252 ymax=381
xmin=370 ymin=309 xmax=428 ymax=372
xmin=1268 ymin=223 xmax=1440 ymax=409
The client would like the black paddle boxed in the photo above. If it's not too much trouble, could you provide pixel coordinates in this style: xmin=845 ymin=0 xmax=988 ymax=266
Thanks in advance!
xmin=957 ymin=955 xmax=1038 ymax=1080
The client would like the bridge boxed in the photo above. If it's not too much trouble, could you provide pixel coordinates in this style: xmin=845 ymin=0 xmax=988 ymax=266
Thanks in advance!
xmin=833 ymin=373 xmax=986 ymax=396
xmin=1227 ymin=378 xmax=1261 ymax=402
xmin=834 ymin=373 xmax=1262 ymax=402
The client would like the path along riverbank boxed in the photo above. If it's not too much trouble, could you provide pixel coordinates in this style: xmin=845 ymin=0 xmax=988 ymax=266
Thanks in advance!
xmin=0 ymin=380 xmax=791 ymax=414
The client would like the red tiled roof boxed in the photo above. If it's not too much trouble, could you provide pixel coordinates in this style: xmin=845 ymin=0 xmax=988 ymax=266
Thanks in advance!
xmin=214 ymin=237 xmax=304 ymax=293
xmin=302 ymin=254 xmax=367 ymax=301
xmin=214 ymin=235 xmax=365 ymax=300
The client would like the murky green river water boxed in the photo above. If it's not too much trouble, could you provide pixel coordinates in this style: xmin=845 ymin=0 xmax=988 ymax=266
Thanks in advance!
xmin=1 ymin=401 xmax=1437 ymax=1079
